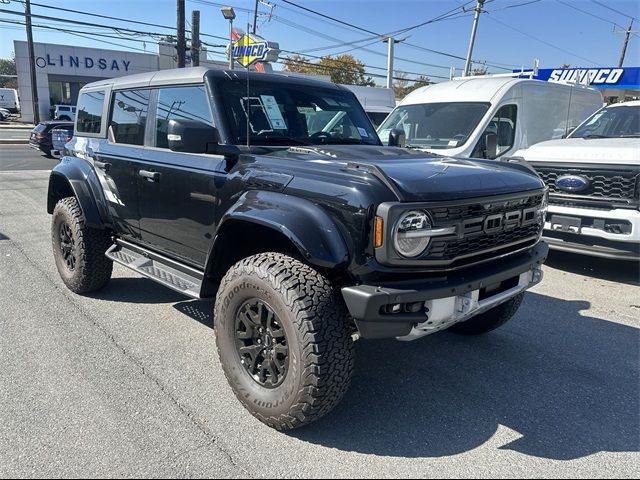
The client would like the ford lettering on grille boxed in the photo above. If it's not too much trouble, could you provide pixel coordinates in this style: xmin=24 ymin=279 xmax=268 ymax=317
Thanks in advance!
xmin=556 ymin=175 xmax=590 ymax=192
xmin=459 ymin=207 xmax=540 ymax=238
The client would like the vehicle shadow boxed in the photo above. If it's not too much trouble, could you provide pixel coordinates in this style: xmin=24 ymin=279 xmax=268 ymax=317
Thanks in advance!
xmin=291 ymin=292 xmax=640 ymax=460
xmin=545 ymin=250 xmax=640 ymax=286
xmin=87 ymin=277 xmax=187 ymax=304
xmin=173 ymin=299 xmax=213 ymax=330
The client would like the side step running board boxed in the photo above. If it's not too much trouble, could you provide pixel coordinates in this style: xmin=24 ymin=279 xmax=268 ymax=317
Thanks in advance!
xmin=105 ymin=240 xmax=203 ymax=299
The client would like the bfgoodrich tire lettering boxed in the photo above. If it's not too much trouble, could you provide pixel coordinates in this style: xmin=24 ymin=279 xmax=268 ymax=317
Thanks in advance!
xmin=214 ymin=252 xmax=354 ymax=430
xmin=51 ymin=196 xmax=113 ymax=294
xmin=448 ymin=292 xmax=524 ymax=335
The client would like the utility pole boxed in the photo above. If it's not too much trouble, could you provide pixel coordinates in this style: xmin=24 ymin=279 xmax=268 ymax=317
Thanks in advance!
xmin=464 ymin=0 xmax=485 ymax=77
xmin=191 ymin=10 xmax=200 ymax=67
xmin=176 ymin=0 xmax=186 ymax=68
xmin=252 ymin=0 xmax=259 ymax=34
xmin=383 ymin=37 xmax=397 ymax=90
xmin=25 ymin=0 xmax=39 ymax=124
xmin=618 ymin=19 xmax=634 ymax=67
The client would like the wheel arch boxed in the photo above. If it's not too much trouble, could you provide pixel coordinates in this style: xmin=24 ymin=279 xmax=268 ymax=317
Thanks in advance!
xmin=200 ymin=191 xmax=350 ymax=296
xmin=47 ymin=157 xmax=109 ymax=229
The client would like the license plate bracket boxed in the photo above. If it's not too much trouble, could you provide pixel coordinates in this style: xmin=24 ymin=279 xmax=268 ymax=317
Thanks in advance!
xmin=550 ymin=214 xmax=582 ymax=233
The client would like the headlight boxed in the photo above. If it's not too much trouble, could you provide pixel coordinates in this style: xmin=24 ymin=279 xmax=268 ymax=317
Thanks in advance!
xmin=393 ymin=210 xmax=432 ymax=258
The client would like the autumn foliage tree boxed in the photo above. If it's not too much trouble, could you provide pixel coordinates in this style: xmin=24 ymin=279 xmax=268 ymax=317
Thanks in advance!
xmin=0 ymin=57 xmax=17 ymax=89
xmin=283 ymin=54 xmax=375 ymax=86
xmin=393 ymin=72 xmax=431 ymax=99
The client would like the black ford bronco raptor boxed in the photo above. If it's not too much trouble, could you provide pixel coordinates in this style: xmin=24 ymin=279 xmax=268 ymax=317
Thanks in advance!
xmin=48 ymin=67 xmax=548 ymax=430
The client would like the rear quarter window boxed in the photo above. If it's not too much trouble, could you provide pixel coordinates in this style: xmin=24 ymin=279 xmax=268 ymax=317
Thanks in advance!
xmin=76 ymin=91 xmax=105 ymax=134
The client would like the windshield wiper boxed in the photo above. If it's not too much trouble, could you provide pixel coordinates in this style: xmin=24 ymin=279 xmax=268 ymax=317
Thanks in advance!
xmin=316 ymin=137 xmax=366 ymax=145
xmin=251 ymin=135 xmax=312 ymax=146
xmin=581 ymin=134 xmax=611 ymax=139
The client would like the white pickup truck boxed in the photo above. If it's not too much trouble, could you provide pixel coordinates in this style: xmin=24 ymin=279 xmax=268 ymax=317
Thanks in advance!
xmin=515 ymin=100 xmax=640 ymax=261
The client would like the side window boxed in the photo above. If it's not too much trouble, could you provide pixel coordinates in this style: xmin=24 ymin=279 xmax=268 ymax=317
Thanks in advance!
xmin=110 ymin=89 xmax=150 ymax=146
xmin=154 ymin=86 xmax=213 ymax=148
xmin=76 ymin=91 xmax=105 ymax=134
xmin=473 ymin=104 xmax=517 ymax=158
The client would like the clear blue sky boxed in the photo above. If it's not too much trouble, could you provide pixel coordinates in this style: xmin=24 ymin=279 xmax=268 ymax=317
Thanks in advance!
xmin=1 ymin=0 xmax=639 ymax=84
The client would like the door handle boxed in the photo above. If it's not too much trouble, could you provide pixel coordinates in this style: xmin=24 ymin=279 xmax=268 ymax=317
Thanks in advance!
xmin=139 ymin=169 xmax=160 ymax=182
xmin=94 ymin=160 xmax=111 ymax=172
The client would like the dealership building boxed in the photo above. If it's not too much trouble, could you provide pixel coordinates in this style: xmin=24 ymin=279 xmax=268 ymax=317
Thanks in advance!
xmin=14 ymin=40 xmax=227 ymax=122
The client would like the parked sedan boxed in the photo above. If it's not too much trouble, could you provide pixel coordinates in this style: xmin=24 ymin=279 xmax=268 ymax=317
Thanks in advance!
xmin=0 ymin=108 xmax=11 ymax=121
xmin=51 ymin=125 xmax=74 ymax=157
xmin=29 ymin=121 xmax=73 ymax=157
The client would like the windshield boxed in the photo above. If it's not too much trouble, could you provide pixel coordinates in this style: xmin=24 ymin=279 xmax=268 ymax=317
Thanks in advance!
xmin=216 ymin=79 xmax=380 ymax=146
xmin=570 ymin=104 xmax=640 ymax=138
xmin=377 ymin=102 xmax=490 ymax=149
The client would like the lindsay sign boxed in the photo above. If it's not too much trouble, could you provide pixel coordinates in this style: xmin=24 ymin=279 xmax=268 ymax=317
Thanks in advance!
xmin=14 ymin=41 xmax=159 ymax=79
xmin=36 ymin=54 xmax=132 ymax=72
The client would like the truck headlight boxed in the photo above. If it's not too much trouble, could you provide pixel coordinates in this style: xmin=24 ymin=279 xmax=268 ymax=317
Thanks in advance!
xmin=393 ymin=210 xmax=432 ymax=258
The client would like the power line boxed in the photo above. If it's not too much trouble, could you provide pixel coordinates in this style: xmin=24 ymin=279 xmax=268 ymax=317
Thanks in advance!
xmin=555 ymin=0 xmax=626 ymax=29
xmin=591 ymin=0 xmax=639 ymax=22
xmin=481 ymin=9 xmax=605 ymax=65
xmin=273 ymin=0 xmax=516 ymax=71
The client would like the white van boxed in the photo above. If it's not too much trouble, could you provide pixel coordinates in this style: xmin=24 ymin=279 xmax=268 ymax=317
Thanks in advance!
xmin=0 ymin=88 xmax=20 ymax=114
xmin=341 ymin=84 xmax=395 ymax=128
xmin=377 ymin=76 xmax=603 ymax=159
xmin=514 ymin=100 xmax=640 ymax=261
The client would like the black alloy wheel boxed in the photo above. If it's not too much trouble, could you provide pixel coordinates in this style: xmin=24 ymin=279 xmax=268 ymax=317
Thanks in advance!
xmin=235 ymin=298 xmax=289 ymax=388
xmin=59 ymin=221 xmax=77 ymax=271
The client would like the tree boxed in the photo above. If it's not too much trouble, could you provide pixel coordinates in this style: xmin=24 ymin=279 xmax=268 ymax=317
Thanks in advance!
xmin=393 ymin=72 xmax=431 ymax=99
xmin=0 ymin=56 xmax=17 ymax=89
xmin=283 ymin=53 xmax=375 ymax=86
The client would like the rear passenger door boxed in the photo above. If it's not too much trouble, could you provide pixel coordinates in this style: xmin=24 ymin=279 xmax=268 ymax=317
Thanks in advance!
xmin=97 ymin=88 xmax=151 ymax=239
xmin=136 ymin=85 xmax=226 ymax=267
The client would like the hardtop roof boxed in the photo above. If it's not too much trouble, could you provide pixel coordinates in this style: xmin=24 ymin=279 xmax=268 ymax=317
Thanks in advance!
xmin=80 ymin=67 xmax=348 ymax=92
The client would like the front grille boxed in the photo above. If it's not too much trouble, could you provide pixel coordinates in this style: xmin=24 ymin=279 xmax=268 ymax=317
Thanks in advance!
xmin=421 ymin=191 xmax=545 ymax=265
xmin=532 ymin=164 xmax=640 ymax=204
xmin=429 ymin=223 xmax=541 ymax=260
xmin=430 ymin=193 xmax=545 ymax=222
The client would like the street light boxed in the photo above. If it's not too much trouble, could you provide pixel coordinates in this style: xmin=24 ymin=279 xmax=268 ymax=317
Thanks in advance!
xmin=220 ymin=6 xmax=236 ymax=70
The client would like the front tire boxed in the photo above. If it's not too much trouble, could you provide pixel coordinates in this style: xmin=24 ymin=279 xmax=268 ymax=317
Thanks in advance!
xmin=214 ymin=252 xmax=354 ymax=431
xmin=51 ymin=197 xmax=113 ymax=294
xmin=448 ymin=293 xmax=524 ymax=335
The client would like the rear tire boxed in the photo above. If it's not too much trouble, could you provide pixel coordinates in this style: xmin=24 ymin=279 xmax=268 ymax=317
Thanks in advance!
xmin=448 ymin=293 xmax=524 ymax=335
xmin=51 ymin=197 xmax=113 ymax=294
xmin=214 ymin=252 xmax=354 ymax=431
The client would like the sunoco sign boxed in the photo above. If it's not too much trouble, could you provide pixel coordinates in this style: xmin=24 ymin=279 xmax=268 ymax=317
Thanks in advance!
xmin=530 ymin=67 xmax=640 ymax=89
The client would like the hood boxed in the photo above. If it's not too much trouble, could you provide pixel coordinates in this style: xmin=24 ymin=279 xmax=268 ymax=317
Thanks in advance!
xmin=264 ymin=145 xmax=544 ymax=202
xmin=516 ymin=137 xmax=640 ymax=165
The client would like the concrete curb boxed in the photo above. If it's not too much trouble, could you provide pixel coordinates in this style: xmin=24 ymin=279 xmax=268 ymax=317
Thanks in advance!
xmin=0 ymin=140 xmax=29 ymax=145
xmin=0 ymin=124 xmax=34 ymax=129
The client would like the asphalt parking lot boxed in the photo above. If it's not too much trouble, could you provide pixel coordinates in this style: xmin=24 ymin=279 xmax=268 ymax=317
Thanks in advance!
xmin=0 ymin=145 xmax=638 ymax=478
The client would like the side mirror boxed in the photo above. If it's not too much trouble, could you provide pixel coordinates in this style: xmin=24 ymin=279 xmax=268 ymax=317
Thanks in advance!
xmin=168 ymin=119 xmax=219 ymax=154
xmin=484 ymin=132 xmax=498 ymax=159
xmin=388 ymin=128 xmax=406 ymax=148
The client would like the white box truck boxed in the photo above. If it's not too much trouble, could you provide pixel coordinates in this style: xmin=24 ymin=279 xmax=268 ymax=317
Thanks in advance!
xmin=377 ymin=76 xmax=603 ymax=159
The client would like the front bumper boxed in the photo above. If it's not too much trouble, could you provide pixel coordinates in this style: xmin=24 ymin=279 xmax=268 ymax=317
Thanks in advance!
xmin=544 ymin=205 xmax=640 ymax=261
xmin=341 ymin=243 xmax=548 ymax=340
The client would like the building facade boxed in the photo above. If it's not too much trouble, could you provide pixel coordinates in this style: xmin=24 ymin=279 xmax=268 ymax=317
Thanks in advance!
xmin=14 ymin=40 xmax=227 ymax=122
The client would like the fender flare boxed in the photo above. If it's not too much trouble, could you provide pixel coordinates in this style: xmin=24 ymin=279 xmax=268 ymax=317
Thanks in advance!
xmin=213 ymin=190 xmax=350 ymax=269
xmin=47 ymin=156 xmax=109 ymax=229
